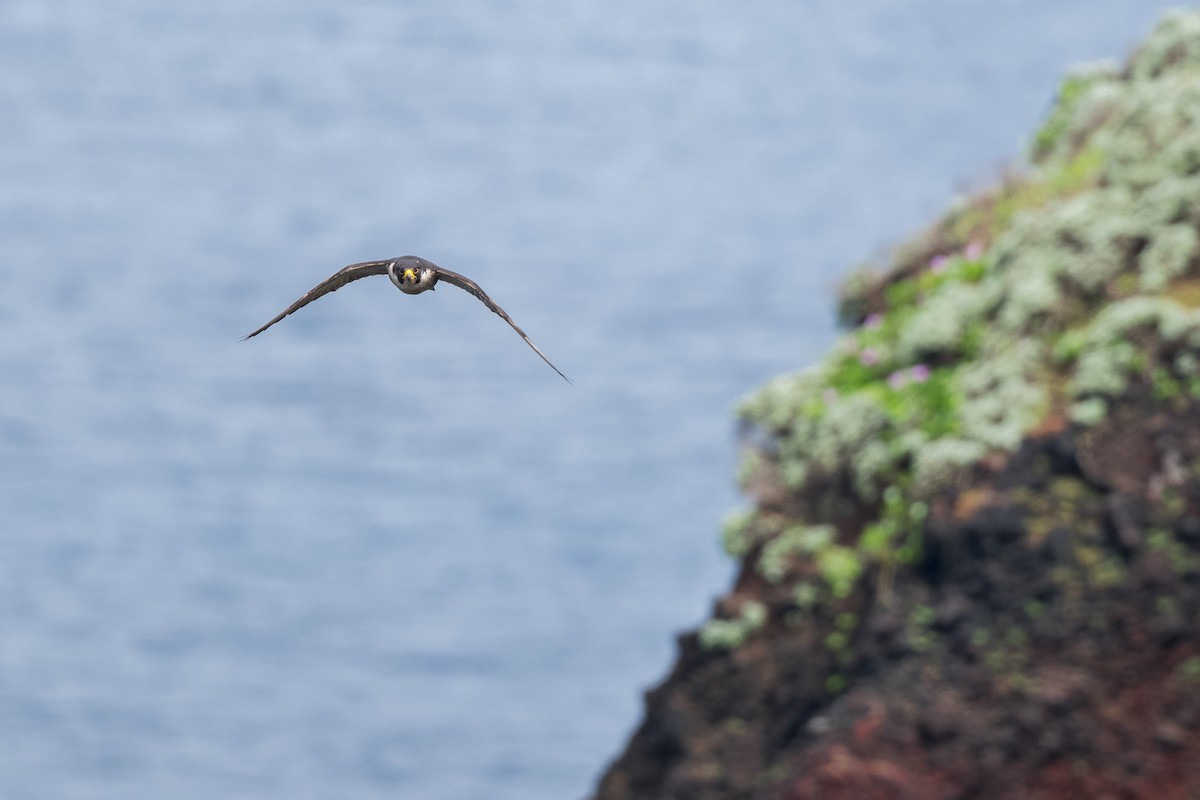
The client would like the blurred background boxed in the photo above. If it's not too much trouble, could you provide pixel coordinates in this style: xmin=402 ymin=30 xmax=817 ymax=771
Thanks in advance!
xmin=0 ymin=1 xmax=1186 ymax=798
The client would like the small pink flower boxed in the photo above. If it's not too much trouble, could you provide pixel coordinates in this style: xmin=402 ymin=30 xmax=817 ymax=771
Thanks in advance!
xmin=864 ymin=313 xmax=884 ymax=330
xmin=929 ymin=255 xmax=949 ymax=274
xmin=965 ymin=241 xmax=984 ymax=260
xmin=910 ymin=364 xmax=931 ymax=383
xmin=887 ymin=370 xmax=908 ymax=390
xmin=859 ymin=347 xmax=881 ymax=367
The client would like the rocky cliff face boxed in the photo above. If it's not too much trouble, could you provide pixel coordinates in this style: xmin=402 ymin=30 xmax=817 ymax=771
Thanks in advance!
xmin=594 ymin=12 xmax=1200 ymax=800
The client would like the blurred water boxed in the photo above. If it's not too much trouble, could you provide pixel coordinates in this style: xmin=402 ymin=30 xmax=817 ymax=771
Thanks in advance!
xmin=0 ymin=1 xmax=1182 ymax=798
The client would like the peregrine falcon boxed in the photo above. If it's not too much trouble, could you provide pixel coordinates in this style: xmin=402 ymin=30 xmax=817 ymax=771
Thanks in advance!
xmin=243 ymin=255 xmax=570 ymax=382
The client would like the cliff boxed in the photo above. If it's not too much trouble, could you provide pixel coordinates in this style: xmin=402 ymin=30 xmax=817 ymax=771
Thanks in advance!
xmin=593 ymin=11 xmax=1200 ymax=800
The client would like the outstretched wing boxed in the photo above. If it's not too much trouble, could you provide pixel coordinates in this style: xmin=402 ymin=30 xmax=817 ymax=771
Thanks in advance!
xmin=242 ymin=260 xmax=391 ymax=340
xmin=433 ymin=266 xmax=571 ymax=383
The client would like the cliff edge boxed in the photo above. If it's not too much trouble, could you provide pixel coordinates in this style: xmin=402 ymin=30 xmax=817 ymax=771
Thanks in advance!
xmin=595 ymin=11 xmax=1200 ymax=800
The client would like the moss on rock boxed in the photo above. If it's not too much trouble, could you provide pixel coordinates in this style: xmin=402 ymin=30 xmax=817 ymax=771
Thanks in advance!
xmin=596 ymin=13 xmax=1200 ymax=800
xmin=734 ymin=9 xmax=1200 ymax=616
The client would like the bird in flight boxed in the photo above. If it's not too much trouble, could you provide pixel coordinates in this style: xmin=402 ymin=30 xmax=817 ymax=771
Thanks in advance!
xmin=243 ymin=255 xmax=570 ymax=383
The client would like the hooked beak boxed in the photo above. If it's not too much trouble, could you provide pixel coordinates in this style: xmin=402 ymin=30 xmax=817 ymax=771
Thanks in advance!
xmin=402 ymin=268 xmax=418 ymax=282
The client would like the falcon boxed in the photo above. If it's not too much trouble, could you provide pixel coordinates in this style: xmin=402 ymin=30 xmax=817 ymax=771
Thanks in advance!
xmin=243 ymin=256 xmax=570 ymax=382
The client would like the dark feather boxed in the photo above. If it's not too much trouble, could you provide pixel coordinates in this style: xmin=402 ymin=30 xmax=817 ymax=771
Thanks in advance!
xmin=433 ymin=266 xmax=572 ymax=383
xmin=242 ymin=260 xmax=390 ymax=340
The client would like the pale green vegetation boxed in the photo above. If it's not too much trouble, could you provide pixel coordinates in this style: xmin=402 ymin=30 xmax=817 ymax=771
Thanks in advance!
xmin=703 ymin=11 xmax=1200 ymax=650
xmin=699 ymin=600 xmax=767 ymax=651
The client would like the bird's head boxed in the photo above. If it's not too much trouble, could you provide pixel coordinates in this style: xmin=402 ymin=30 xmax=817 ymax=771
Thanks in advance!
xmin=389 ymin=258 xmax=438 ymax=294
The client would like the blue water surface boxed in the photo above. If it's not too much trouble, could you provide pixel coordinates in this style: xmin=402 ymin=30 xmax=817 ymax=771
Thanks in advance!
xmin=0 ymin=2 xmax=1184 ymax=798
